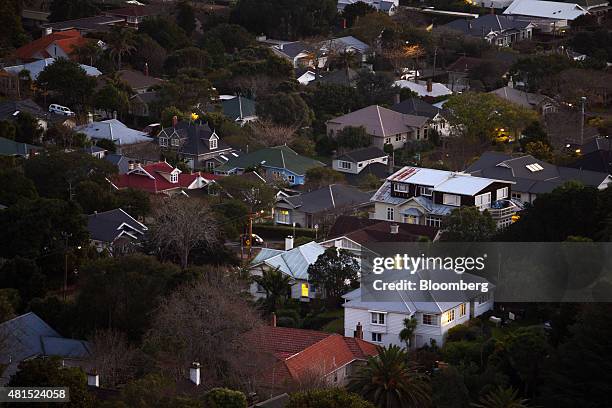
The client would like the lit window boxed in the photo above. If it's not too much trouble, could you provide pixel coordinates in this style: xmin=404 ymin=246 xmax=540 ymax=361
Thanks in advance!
xmin=496 ymin=187 xmax=508 ymax=200
xmin=443 ymin=309 xmax=455 ymax=325
xmin=403 ymin=215 xmax=417 ymax=224
xmin=276 ymin=209 xmax=290 ymax=224
xmin=459 ymin=303 xmax=466 ymax=317
xmin=386 ymin=207 xmax=394 ymax=221
xmin=371 ymin=312 xmax=385 ymax=325
xmin=301 ymin=283 xmax=309 ymax=298
xmin=422 ymin=314 xmax=435 ymax=325
xmin=371 ymin=333 xmax=382 ymax=343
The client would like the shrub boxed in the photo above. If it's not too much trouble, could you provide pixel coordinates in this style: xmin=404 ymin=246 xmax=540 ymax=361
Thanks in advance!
xmin=204 ymin=388 xmax=247 ymax=408
xmin=288 ymin=388 xmax=374 ymax=408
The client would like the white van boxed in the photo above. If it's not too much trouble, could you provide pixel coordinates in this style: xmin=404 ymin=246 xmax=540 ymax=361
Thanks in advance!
xmin=48 ymin=104 xmax=75 ymax=116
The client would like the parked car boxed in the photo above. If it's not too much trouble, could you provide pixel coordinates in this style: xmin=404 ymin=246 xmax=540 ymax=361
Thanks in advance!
xmin=49 ymin=104 xmax=75 ymax=116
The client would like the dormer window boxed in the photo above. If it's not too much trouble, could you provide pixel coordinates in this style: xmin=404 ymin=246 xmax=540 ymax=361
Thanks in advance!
xmin=170 ymin=173 xmax=178 ymax=183
xmin=159 ymin=137 xmax=168 ymax=147
xmin=209 ymin=137 xmax=218 ymax=150
xmin=171 ymin=138 xmax=179 ymax=147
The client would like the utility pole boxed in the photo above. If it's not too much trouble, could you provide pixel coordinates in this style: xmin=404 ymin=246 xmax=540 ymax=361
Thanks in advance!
xmin=580 ymin=96 xmax=586 ymax=145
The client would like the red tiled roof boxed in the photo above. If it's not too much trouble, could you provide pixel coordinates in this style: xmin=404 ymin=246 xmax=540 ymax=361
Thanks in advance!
xmin=113 ymin=161 xmax=213 ymax=194
xmin=247 ymin=326 xmax=378 ymax=387
xmin=15 ymin=30 xmax=87 ymax=60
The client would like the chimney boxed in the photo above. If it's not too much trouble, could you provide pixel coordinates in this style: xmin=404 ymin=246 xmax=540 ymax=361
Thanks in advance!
xmin=172 ymin=115 xmax=178 ymax=128
xmin=270 ymin=312 xmax=277 ymax=327
xmin=427 ymin=79 xmax=433 ymax=93
xmin=190 ymin=362 xmax=201 ymax=386
xmin=143 ymin=62 xmax=149 ymax=76
xmin=285 ymin=236 xmax=294 ymax=251
xmin=112 ymin=110 xmax=117 ymax=120
xmin=87 ymin=372 xmax=99 ymax=388
xmin=355 ymin=322 xmax=363 ymax=339
xmin=87 ymin=112 xmax=94 ymax=124
xmin=390 ymin=224 xmax=399 ymax=234
xmin=44 ymin=27 xmax=53 ymax=36
xmin=394 ymin=93 xmax=401 ymax=105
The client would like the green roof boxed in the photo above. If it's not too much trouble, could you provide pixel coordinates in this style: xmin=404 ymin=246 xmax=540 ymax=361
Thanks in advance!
xmin=222 ymin=96 xmax=256 ymax=122
xmin=0 ymin=137 xmax=41 ymax=157
xmin=216 ymin=145 xmax=324 ymax=176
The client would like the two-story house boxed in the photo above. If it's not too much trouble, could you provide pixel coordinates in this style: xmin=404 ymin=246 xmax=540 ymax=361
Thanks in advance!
xmin=214 ymin=145 xmax=325 ymax=187
xmin=326 ymin=105 xmax=430 ymax=150
xmin=87 ymin=208 xmax=148 ymax=255
xmin=390 ymin=97 xmax=454 ymax=138
xmin=444 ymin=14 xmax=534 ymax=47
xmin=343 ymin=269 xmax=494 ymax=348
xmin=157 ymin=120 xmax=238 ymax=171
xmin=371 ymin=166 xmax=518 ymax=229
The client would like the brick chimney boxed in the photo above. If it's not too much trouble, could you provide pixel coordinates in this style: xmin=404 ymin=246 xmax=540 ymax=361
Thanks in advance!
xmin=355 ymin=322 xmax=363 ymax=339
xmin=427 ymin=79 xmax=433 ymax=93
xmin=172 ymin=115 xmax=178 ymax=128
xmin=270 ymin=312 xmax=277 ymax=327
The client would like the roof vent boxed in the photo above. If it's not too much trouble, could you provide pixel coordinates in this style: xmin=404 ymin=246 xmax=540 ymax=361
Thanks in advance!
xmin=526 ymin=163 xmax=544 ymax=172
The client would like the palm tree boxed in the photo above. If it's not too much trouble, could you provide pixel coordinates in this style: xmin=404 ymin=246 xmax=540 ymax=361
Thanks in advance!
xmin=399 ymin=317 xmax=418 ymax=350
xmin=348 ymin=345 xmax=431 ymax=408
xmin=252 ymin=267 xmax=291 ymax=313
xmin=472 ymin=387 xmax=530 ymax=408
xmin=72 ymin=41 xmax=101 ymax=66
xmin=107 ymin=26 xmax=135 ymax=70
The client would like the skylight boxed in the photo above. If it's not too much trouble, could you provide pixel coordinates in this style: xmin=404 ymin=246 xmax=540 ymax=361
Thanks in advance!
xmin=526 ymin=163 xmax=544 ymax=172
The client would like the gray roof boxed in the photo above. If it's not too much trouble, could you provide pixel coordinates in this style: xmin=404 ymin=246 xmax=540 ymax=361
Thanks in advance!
xmin=87 ymin=208 xmax=148 ymax=243
xmin=0 ymin=136 xmax=41 ymax=157
xmin=465 ymin=151 xmax=612 ymax=193
xmin=221 ymin=96 xmax=257 ymax=122
xmin=77 ymin=119 xmax=152 ymax=145
xmin=158 ymin=121 xmax=232 ymax=157
xmin=337 ymin=146 xmax=387 ymax=162
xmin=251 ymin=241 xmax=326 ymax=281
xmin=104 ymin=153 xmax=135 ymax=174
xmin=310 ymin=68 xmax=359 ymax=87
xmin=322 ymin=36 xmax=370 ymax=54
xmin=43 ymin=15 xmax=124 ymax=32
xmin=274 ymin=41 xmax=312 ymax=59
xmin=489 ymin=86 xmax=553 ymax=110
xmin=115 ymin=69 xmax=163 ymax=91
xmin=131 ymin=90 xmax=159 ymax=104
xmin=0 ymin=99 xmax=46 ymax=121
xmin=328 ymin=105 xmax=428 ymax=137
xmin=279 ymin=184 xmax=372 ymax=214
xmin=444 ymin=14 xmax=531 ymax=38
xmin=390 ymin=97 xmax=441 ymax=119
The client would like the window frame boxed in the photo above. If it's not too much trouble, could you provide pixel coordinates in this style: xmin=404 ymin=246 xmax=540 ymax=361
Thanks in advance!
xmin=496 ymin=187 xmax=509 ymax=200
xmin=422 ymin=314 xmax=436 ymax=326
xmin=459 ymin=303 xmax=466 ymax=317
xmin=371 ymin=332 xmax=382 ymax=343
xmin=370 ymin=312 xmax=386 ymax=325
xmin=419 ymin=186 xmax=433 ymax=196
xmin=386 ymin=207 xmax=394 ymax=221
xmin=443 ymin=193 xmax=461 ymax=206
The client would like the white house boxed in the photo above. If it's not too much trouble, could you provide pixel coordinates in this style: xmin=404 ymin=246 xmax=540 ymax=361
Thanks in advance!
xmin=337 ymin=0 xmax=399 ymax=15
xmin=503 ymin=0 xmax=588 ymax=33
xmin=343 ymin=269 xmax=494 ymax=348
xmin=332 ymin=147 xmax=389 ymax=175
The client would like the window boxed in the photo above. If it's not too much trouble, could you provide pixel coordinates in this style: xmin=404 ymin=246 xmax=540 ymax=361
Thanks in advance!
xmin=385 ymin=137 xmax=391 ymax=144
xmin=339 ymin=161 xmax=351 ymax=170
xmin=422 ymin=314 xmax=435 ymax=325
xmin=403 ymin=215 xmax=417 ymax=224
xmin=170 ymin=173 xmax=178 ymax=183
xmin=419 ymin=186 xmax=433 ymax=196
xmin=271 ymin=170 xmax=281 ymax=178
xmin=393 ymin=183 xmax=408 ymax=192
xmin=496 ymin=187 xmax=508 ymax=200
xmin=475 ymin=192 xmax=491 ymax=209
xmin=159 ymin=137 xmax=168 ymax=147
xmin=206 ymin=161 xmax=215 ymax=171
xmin=301 ymin=283 xmax=309 ymax=298
xmin=171 ymin=138 xmax=179 ymax=147
xmin=395 ymin=134 xmax=402 ymax=142
xmin=209 ymin=138 xmax=218 ymax=150
xmin=416 ymin=128 xmax=421 ymax=140
xmin=276 ymin=209 xmax=290 ymax=224
xmin=426 ymin=216 xmax=441 ymax=227
xmin=511 ymin=192 xmax=522 ymax=200
xmin=443 ymin=194 xmax=460 ymax=206
xmin=386 ymin=207 xmax=394 ymax=221
xmin=443 ymin=309 xmax=455 ymax=325
xmin=371 ymin=312 xmax=385 ymax=325
xmin=371 ymin=333 xmax=382 ymax=343
xmin=478 ymin=293 xmax=490 ymax=304
xmin=286 ymin=175 xmax=295 ymax=184
xmin=459 ymin=303 xmax=466 ymax=317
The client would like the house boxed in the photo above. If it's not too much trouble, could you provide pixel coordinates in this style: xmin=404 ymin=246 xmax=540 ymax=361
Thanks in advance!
xmin=112 ymin=161 xmax=217 ymax=196
xmin=309 ymin=68 xmax=359 ymax=88
xmin=0 ymin=70 xmax=22 ymax=98
xmin=371 ymin=166 xmax=518 ymax=228
xmin=113 ymin=69 xmax=163 ymax=94
xmin=0 ymin=312 xmax=91 ymax=384
xmin=104 ymin=153 xmax=141 ymax=174
xmin=489 ymin=86 xmax=557 ymax=115
xmin=296 ymin=67 xmax=318 ymax=85
xmin=271 ymin=42 xmax=319 ymax=69
xmin=465 ymin=151 xmax=612 ymax=204
xmin=444 ymin=15 xmax=534 ymax=47
xmin=274 ymin=184 xmax=373 ymax=228
xmin=503 ymin=0 xmax=588 ymax=32
xmin=41 ymin=15 xmax=125 ymax=35
xmin=215 ymin=145 xmax=325 ymax=187
xmin=82 ymin=145 xmax=107 ymax=159
xmin=326 ymin=105 xmax=430 ymax=150
xmin=219 ymin=95 xmax=258 ymax=126
xmin=4 ymin=58 xmax=102 ymax=81
xmin=249 ymin=240 xmax=327 ymax=301
xmin=333 ymin=146 xmax=389 ymax=175
xmin=0 ymin=136 xmax=41 ymax=158
xmin=0 ymin=99 xmax=50 ymax=132
xmin=87 ymin=208 xmax=148 ymax=254
xmin=337 ymin=0 xmax=399 ymax=14
xmin=390 ymin=97 xmax=453 ymax=138
xmin=14 ymin=29 xmax=89 ymax=61
xmin=156 ymin=120 xmax=238 ymax=171
xmin=327 ymin=215 xmax=440 ymax=245
xmin=343 ymin=269 xmax=494 ymax=348
xmin=247 ymin=323 xmax=378 ymax=393
xmin=103 ymin=5 xmax=162 ymax=28
xmin=393 ymin=79 xmax=452 ymax=100
xmin=567 ymin=136 xmax=612 ymax=174
xmin=319 ymin=36 xmax=371 ymax=64
xmin=76 ymin=119 xmax=153 ymax=147
xmin=129 ymin=91 xmax=159 ymax=118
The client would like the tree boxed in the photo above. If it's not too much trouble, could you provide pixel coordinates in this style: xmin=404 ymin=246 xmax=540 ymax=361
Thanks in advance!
xmin=441 ymin=207 xmax=497 ymax=242
xmin=156 ymin=69 xmax=215 ymax=111
xmin=0 ymin=168 xmax=38 ymax=205
xmin=115 ymin=188 xmax=151 ymax=218
xmin=129 ymin=33 xmax=168 ymax=76
xmin=0 ymin=0 xmax=29 ymax=49
xmin=150 ymin=197 xmax=219 ymax=268
xmin=342 ymin=2 xmax=377 ymax=27
xmin=351 ymin=12 xmax=396 ymax=45
xmin=8 ymin=357 xmax=94 ymax=407
xmin=505 ymin=327 xmax=548 ymax=396
xmin=49 ymin=0 xmax=99 ymax=22
xmin=348 ymin=345 xmax=431 ymax=408
xmin=519 ymin=121 xmax=548 ymax=150
xmin=336 ymin=126 xmax=371 ymax=149
xmin=72 ymin=41 xmax=102 ymax=66
xmin=94 ymin=84 xmax=130 ymax=118
xmin=204 ymin=388 xmax=247 ymax=408
xmin=88 ymin=329 xmax=142 ymax=388
xmin=472 ymin=386 xmax=530 ymax=408
xmin=249 ymin=120 xmax=298 ymax=147
xmin=107 ymin=26 xmax=136 ymax=70
xmin=509 ymin=55 xmax=574 ymax=92
xmin=288 ymin=388 xmax=375 ymax=408
xmin=164 ymin=47 xmax=210 ymax=76
xmin=253 ymin=267 xmax=291 ymax=314
xmin=257 ymin=93 xmax=314 ymax=127
xmin=176 ymin=1 xmax=195 ymax=36
xmin=146 ymin=280 xmax=263 ymax=385
xmin=305 ymin=167 xmax=345 ymax=190
xmin=36 ymin=58 xmax=96 ymax=108
xmin=356 ymin=70 xmax=395 ymax=106
xmin=399 ymin=317 xmax=418 ymax=349
xmin=204 ymin=24 xmax=254 ymax=53
xmin=138 ymin=17 xmax=191 ymax=51
xmin=216 ymin=176 xmax=277 ymax=213
xmin=525 ymin=141 xmax=554 ymax=162
xmin=74 ymin=180 xmax=117 ymax=214
xmin=307 ymin=247 xmax=359 ymax=305
xmin=0 ymin=257 xmax=47 ymax=304
xmin=15 ymin=112 xmax=43 ymax=144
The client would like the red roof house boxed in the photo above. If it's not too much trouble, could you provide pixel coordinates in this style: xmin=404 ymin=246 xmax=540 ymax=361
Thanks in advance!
xmin=15 ymin=30 xmax=89 ymax=61
xmin=247 ymin=323 xmax=378 ymax=392
xmin=112 ymin=161 xmax=219 ymax=195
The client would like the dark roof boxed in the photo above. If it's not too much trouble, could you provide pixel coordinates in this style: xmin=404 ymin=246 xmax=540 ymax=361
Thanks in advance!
xmin=131 ymin=90 xmax=159 ymax=104
xmin=327 ymin=215 xmax=439 ymax=243
xmin=221 ymin=96 xmax=256 ymax=122
xmin=43 ymin=15 xmax=124 ymax=32
xmin=274 ymin=41 xmax=312 ymax=59
xmin=310 ymin=68 xmax=359 ymax=87
xmin=87 ymin=208 xmax=147 ymax=243
xmin=280 ymin=184 xmax=371 ymax=214
xmin=158 ymin=121 xmax=231 ymax=157
xmin=465 ymin=151 xmax=611 ymax=194
xmin=390 ymin=97 xmax=441 ymax=119
xmin=567 ymin=138 xmax=612 ymax=174
xmin=104 ymin=153 xmax=136 ymax=174
xmin=216 ymin=145 xmax=324 ymax=176
xmin=115 ymin=69 xmax=163 ymax=91
xmin=0 ymin=136 xmax=41 ymax=157
xmin=106 ymin=5 xmax=162 ymax=17
xmin=446 ymin=56 xmax=486 ymax=73
xmin=82 ymin=145 xmax=106 ymax=154
xmin=444 ymin=14 xmax=531 ymax=38
xmin=0 ymin=99 xmax=46 ymax=121
xmin=337 ymin=147 xmax=387 ymax=162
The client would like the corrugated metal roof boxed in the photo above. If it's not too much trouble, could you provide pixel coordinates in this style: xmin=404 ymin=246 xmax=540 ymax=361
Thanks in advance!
xmin=252 ymin=241 xmax=326 ymax=280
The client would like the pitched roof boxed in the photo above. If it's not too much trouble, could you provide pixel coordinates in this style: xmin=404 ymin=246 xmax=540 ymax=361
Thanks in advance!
xmin=327 ymin=215 xmax=439 ymax=243
xmin=15 ymin=29 xmax=87 ymax=60
xmin=337 ymin=146 xmax=387 ymax=162
xmin=0 ymin=136 xmax=41 ymax=157
xmin=87 ymin=208 xmax=148 ymax=243
xmin=310 ymin=68 xmax=359 ymax=87
xmin=221 ymin=96 xmax=257 ymax=122
xmin=393 ymin=80 xmax=452 ymax=98
xmin=444 ymin=14 xmax=531 ymax=38
xmin=280 ymin=184 xmax=372 ymax=214
xmin=489 ymin=86 xmax=553 ymax=110
xmin=115 ymin=69 xmax=163 ymax=91
xmin=113 ymin=161 xmax=215 ymax=194
xmin=321 ymin=36 xmax=370 ymax=54
xmin=251 ymin=241 xmax=326 ymax=280
xmin=216 ymin=145 xmax=324 ymax=176
xmin=4 ymin=58 xmax=102 ymax=80
xmin=76 ymin=119 xmax=153 ymax=145
xmin=328 ymin=105 xmax=428 ymax=137
xmin=390 ymin=97 xmax=441 ymax=119
xmin=465 ymin=151 xmax=612 ymax=193
xmin=158 ymin=121 xmax=232 ymax=157
xmin=104 ymin=153 xmax=136 ymax=174
xmin=503 ymin=0 xmax=588 ymax=19
xmin=273 ymin=41 xmax=313 ymax=59
xmin=0 ymin=99 xmax=46 ymax=121
xmin=247 ymin=326 xmax=378 ymax=387
xmin=43 ymin=15 xmax=125 ymax=33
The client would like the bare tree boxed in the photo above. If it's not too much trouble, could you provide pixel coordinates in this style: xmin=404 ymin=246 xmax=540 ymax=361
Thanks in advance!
xmin=248 ymin=119 xmax=298 ymax=147
xmin=150 ymin=197 xmax=218 ymax=269
xmin=230 ymin=75 xmax=279 ymax=100
xmin=88 ymin=329 xmax=142 ymax=388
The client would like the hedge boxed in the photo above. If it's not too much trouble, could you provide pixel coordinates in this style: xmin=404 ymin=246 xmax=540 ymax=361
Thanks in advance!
xmin=252 ymin=224 xmax=317 ymax=240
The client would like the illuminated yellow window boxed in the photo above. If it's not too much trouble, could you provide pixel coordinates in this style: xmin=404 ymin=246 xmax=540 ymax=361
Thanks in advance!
xmin=443 ymin=309 xmax=455 ymax=324
xmin=301 ymin=283 xmax=309 ymax=298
